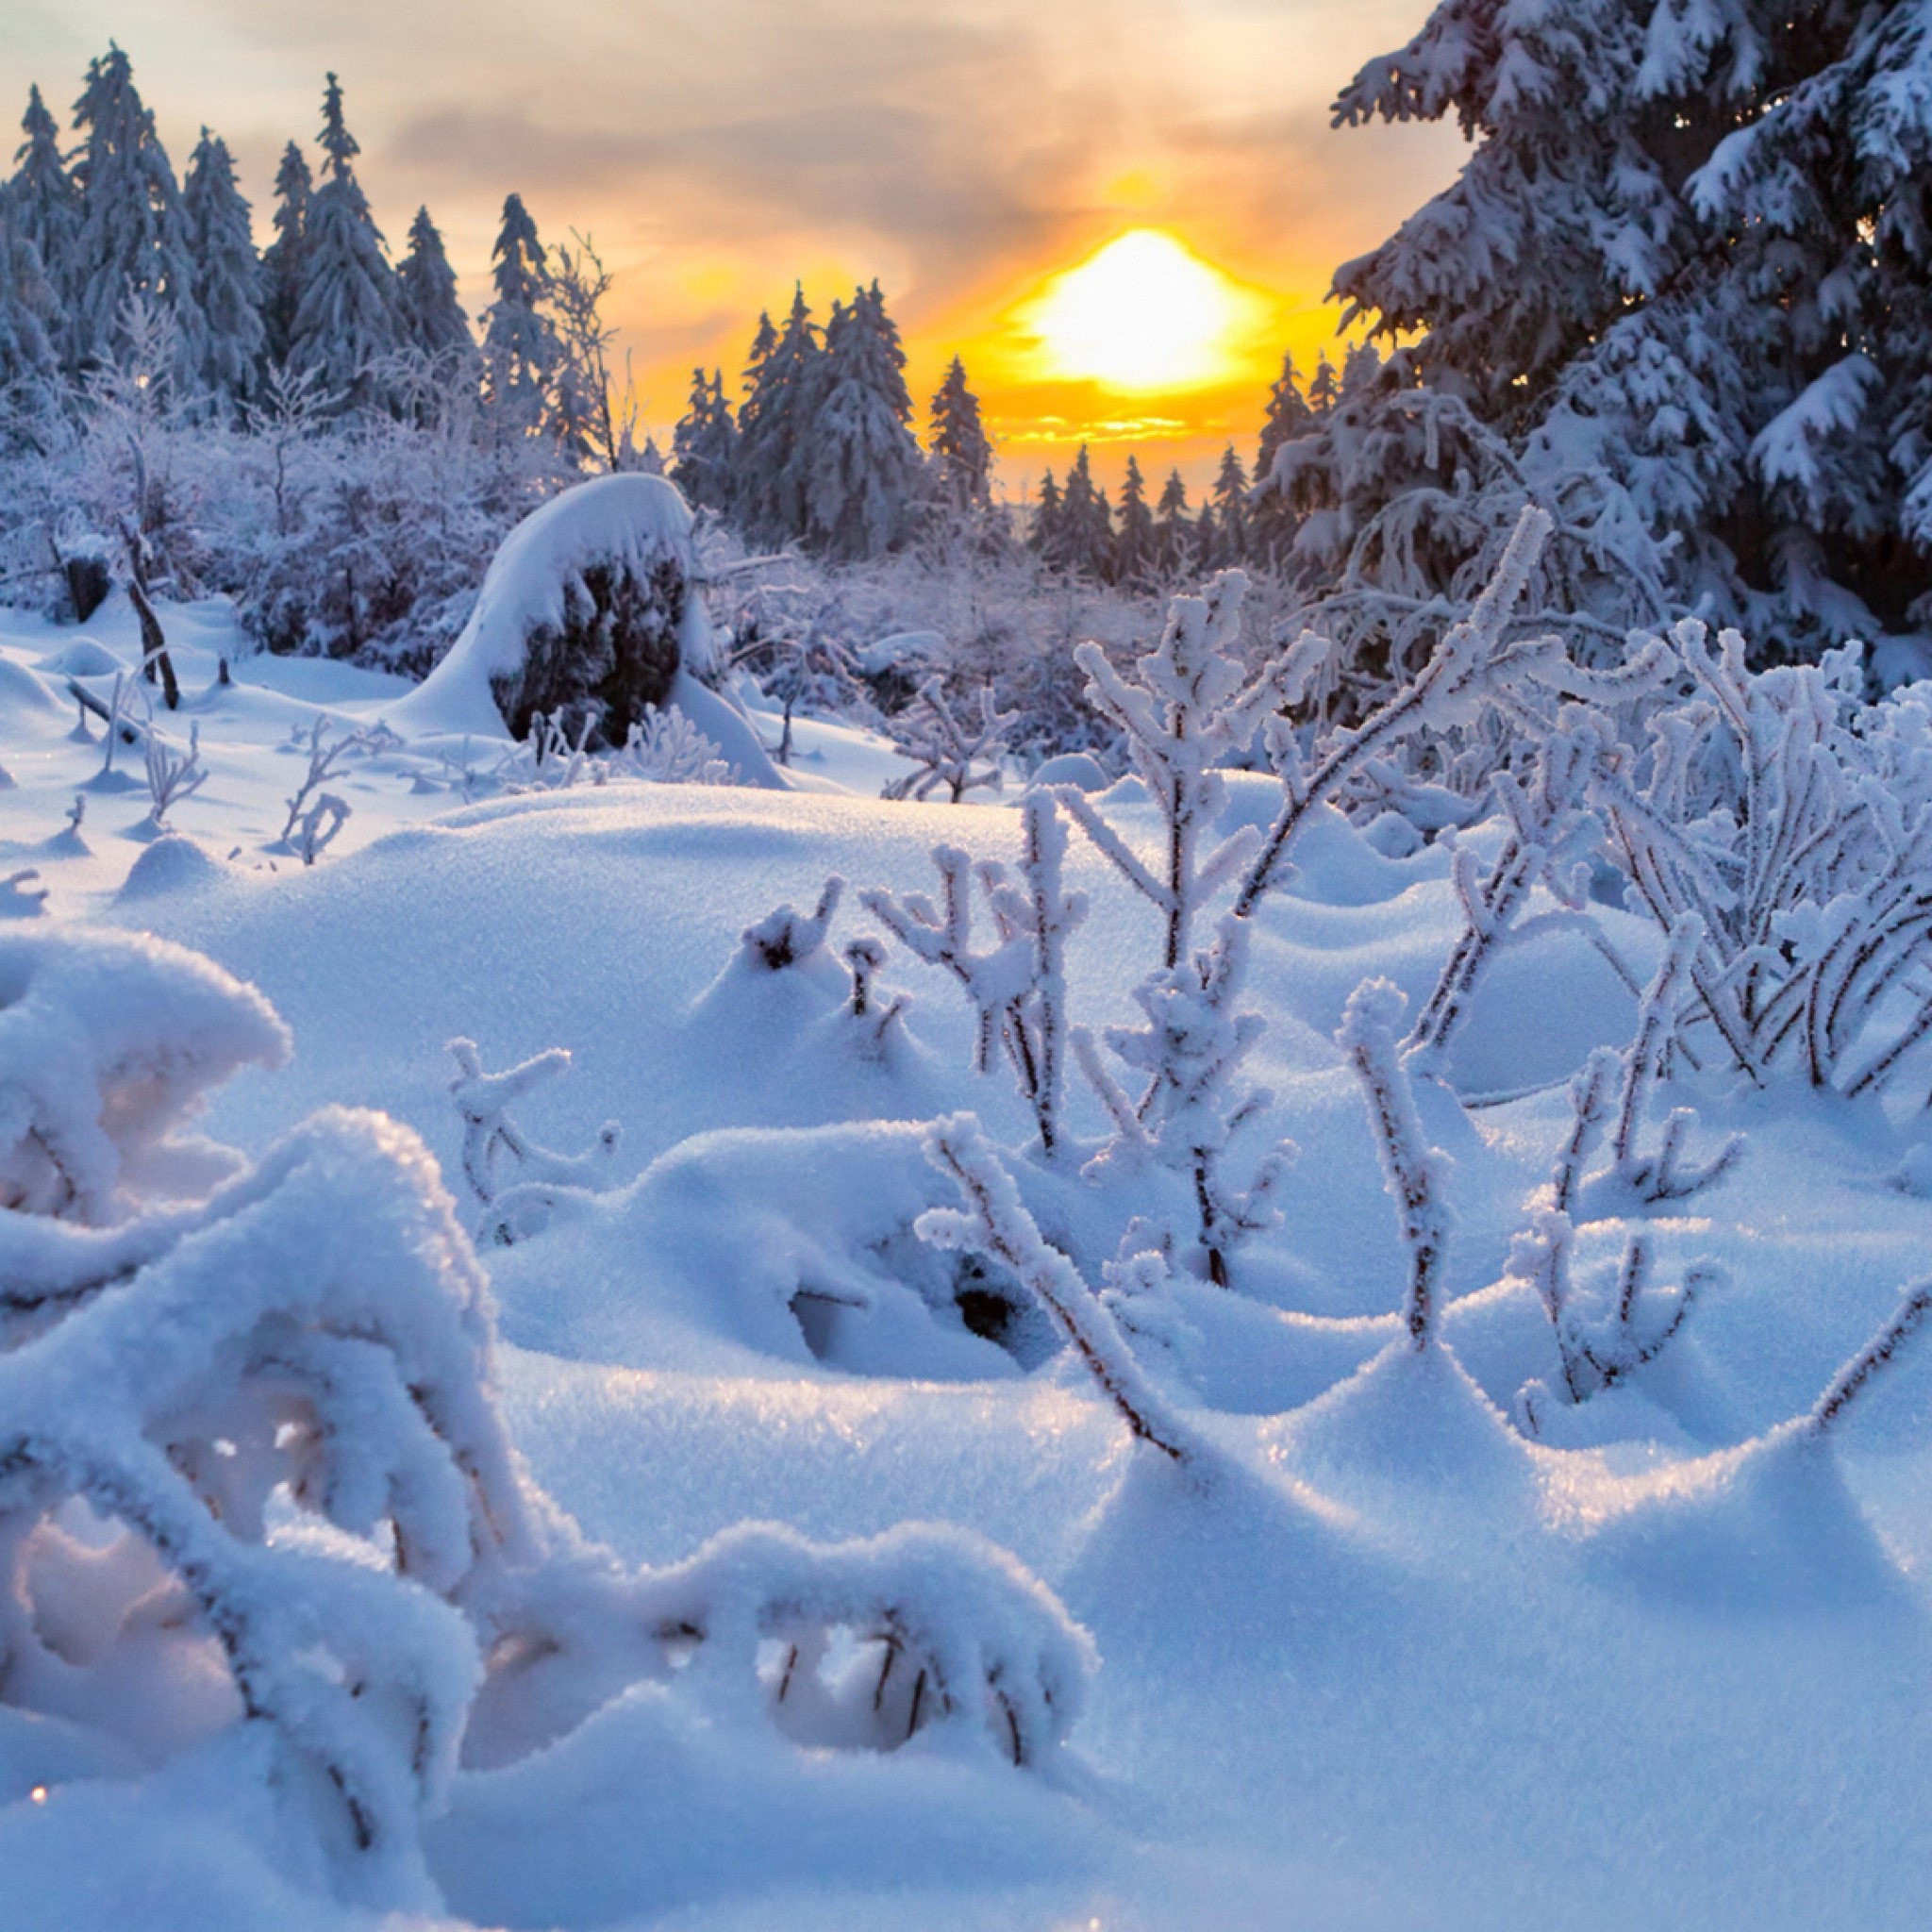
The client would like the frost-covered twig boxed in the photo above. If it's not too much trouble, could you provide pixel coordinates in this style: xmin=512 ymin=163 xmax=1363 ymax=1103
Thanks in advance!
xmin=1337 ymin=980 xmax=1449 ymax=1348
xmin=294 ymin=791 xmax=350 ymax=864
xmin=1810 ymin=1281 xmax=1932 ymax=1437
xmin=447 ymin=1037 xmax=620 ymax=1244
xmin=280 ymin=718 xmax=365 ymax=840
xmin=918 ymin=1114 xmax=1200 ymax=1465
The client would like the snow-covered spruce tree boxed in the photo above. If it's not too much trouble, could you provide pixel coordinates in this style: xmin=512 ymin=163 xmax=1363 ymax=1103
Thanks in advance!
xmin=66 ymin=45 xmax=206 ymax=386
xmin=480 ymin=192 xmax=562 ymax=439
xmin=0 ymin=181 xmax=60 ymax=397
xmin=672 ymin=367 xmax=737 ymax=515
xmin=1283 ymin=0 xmax=1932 ymax=670
xmin=1116 ymin=454 xmax=1155 ymax=586
xmin=804 ymin=282 xmax=924 ymax=560
xmin=1209 ymin=443 xmax=1249 ymax=567
xmin=1028 ymin=467 xmax=1065 ymax=565
xmin=1153 ymin=467 xmax=1191 ymax=578
xmin=289 ymin=75 xmax=401 ymax=412
xmin=260 ymin=140 xmax=311 ymax=366
xmin=929 ymin=354 xmax=992 ymax=514
xmin=1058 ymin=445 xmax=1115 ymax=582
xmin=395 ymin=205 xmax=472 ymax=364
xmin=182 ymin=129 xmax=264 ymax=417
xmin=732 ymin=285 xmax=823 ymax=549
xmin=8 ymin=85 xmax=78 ymax=355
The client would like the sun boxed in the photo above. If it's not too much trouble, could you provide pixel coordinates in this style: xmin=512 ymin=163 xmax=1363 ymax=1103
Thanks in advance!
xmin=1019 ymin=229 xmax=1263 ymax=392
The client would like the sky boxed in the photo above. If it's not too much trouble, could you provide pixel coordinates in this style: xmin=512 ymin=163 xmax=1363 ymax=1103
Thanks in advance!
xmin=1 ymin=0 xmax=1465 ymax=497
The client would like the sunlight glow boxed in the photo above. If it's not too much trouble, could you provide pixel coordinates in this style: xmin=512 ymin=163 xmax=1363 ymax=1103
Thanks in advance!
xmin=1020 ymin=229 xmax=1262 ymax=392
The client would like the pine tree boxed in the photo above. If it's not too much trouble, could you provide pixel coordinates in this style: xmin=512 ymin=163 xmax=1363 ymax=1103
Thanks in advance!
xmin=1058 ymin=444 xmax=1113 ymax=580
xmin=67 ymin=45 xmax=205 ymax=380
xmin=480 ymin=192 xmax=560 ymax=435
xmin=1154 ymin=467 xmax=1191 ymax=579
xmin=1251 ymin=353 xmax=1312 ymax=570
xmin=0 ymin=182 xmax=60 ymax=393
xmin=1307 ymin=352 xmax=1338 ymax=414
xmin=182 ymin=130 xmax=263 ymax=414
xmin=395 ymin=205 xmax=470 ymax=361
xmin=1211 ymin=443 xmax=1249 ymax=566
xmin=1116 ymin=453 xmax=1155 ymax=583
xmin=731 ymin=284 xmax=821 ymax=547
xmin=671 ymin=367 xmax=737 ymax=514
xmin=805 ymin=280 xmax=924 ymax=558
xmin=289 ymin=75 xmax=399 ymax=409
xmin=1029 ymin=467 xmax=1064 ymax=563
xmin=929 ymin=354 xmax=991 ymax=511
xmin=1317 ymin=0 xmax=1932 ymax=649
xmin=9 ymin=86 xmax=78 ymax=352
xmin=259 ymin=142 xmax=310 ymax=367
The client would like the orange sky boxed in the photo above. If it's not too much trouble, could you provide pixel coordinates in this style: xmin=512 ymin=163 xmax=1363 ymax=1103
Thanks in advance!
xmin=3 ymin=0 xmax=1465 ymax=497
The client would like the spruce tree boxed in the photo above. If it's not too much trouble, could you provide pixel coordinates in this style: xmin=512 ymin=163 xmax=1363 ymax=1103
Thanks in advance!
xmin=1251 ymin=354 xmax=1314 ymax=569
xmin=731 ymin=285 xmax=821 ymax=547
xmin=289 ymin=75 xmax=400 ymax=409
xmin=1154 ymin=467 xmax=1191 ymax=578
xmin=480 ymin=192 xmax=561 ymax=435
xmin=1058 ymin=444 xmax=1114 ymax=580
xmin=259 ymin=142 xmax=310 ymax=366
xmin=1211 ymin=443 xmax=1249 ymax=566
xmin=672 ymin=367 xmax=737 ymax=514
xmin=1307 ymin=352 xmax=1339 ymax=415
xmin=67 ymin=45 xmax=205 ymax=380
xmin=929 ymin=354 xmax=991 ymax=511
xmin=1311 ymin=0 xmax=1932 ymax=648
xmin=0 ymin=182 xmax=60 ymax=393
xmin=183 ymin=129 xmax=264 ymax=414
xmin=1029 ymin=467 xmax=1064 ymax=563
xmin=395 ymin=206 xmax=470 ymax=362
xmin=9 ymin=86 xmax=78 ymax=353
xmin=1116 ymin=453 xmax=1154 ymax=583
xmin=805 ymin=281 xmax=924 ymax=558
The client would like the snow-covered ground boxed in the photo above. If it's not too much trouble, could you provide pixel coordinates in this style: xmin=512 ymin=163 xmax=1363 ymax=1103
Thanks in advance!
xmin=8 ymin=591 xmax=1932 ymax=1930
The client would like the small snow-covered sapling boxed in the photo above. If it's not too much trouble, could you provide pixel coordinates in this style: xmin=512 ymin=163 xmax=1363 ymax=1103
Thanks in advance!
xmin=1337 ymin=979 xmax=1450 ymax=1349
xmin=861 ymin=792 xmax=1085 ymax=1155
xmin=293 ymin=791 xmax=350 ymax=864
xmin=142 ymin=719 xmax=208 ymax=828
xmin=447 ymin=1036 xmax=621 ymax=1244
xmin=623 ymin=705 xmax=734 ymax=785
xmin=279 ymin=717 xmax=365 ymax=841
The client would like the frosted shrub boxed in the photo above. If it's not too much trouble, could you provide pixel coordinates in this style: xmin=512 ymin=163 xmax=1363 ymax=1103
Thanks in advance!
xmin=1592 ymin=623 xmax=1932 ymax=1094
xmin=0 ymin=932 xmax=1095 ymax=1903
xmin=882 ymin=677 xmax=1016 ymax=804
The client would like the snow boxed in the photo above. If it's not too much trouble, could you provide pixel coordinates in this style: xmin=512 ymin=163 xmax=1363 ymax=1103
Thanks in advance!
xmin=12 ymin=588 xmax=1932 ymax=1930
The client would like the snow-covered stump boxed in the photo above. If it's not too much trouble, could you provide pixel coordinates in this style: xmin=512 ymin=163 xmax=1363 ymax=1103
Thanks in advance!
xmin=413 ymin=474 xmax=717 ymax=748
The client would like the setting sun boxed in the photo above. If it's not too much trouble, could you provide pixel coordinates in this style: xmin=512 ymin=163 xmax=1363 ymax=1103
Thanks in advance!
xmin=1019 ymin=229 xmax=1265 ymax=393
